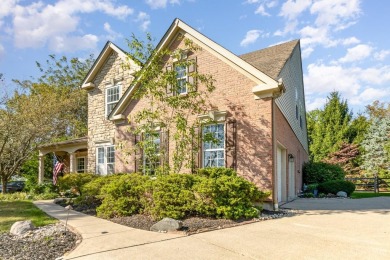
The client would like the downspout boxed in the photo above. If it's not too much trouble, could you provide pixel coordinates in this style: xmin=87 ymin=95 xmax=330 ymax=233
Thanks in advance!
xmin=272 ymin=79 xmax=285 ymax=211
xmin=272 ymin=98 xmax=278 ymax=211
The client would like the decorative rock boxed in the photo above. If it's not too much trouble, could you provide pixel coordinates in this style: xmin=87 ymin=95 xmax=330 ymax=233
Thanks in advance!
xmin=10 ymin=220 xmax=35 ymax=235
xmin=150 ymin=218 xmax=183 ymax=232
xmin=337 ymin=191 xmax=348 ymax=198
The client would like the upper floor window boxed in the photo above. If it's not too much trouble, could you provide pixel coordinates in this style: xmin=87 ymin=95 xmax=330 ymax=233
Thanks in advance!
xmin=175 ymin=65 xmax=187 ymax=94
xmin=106 ymin=84 xmax=121 ymax=116
xmin=202 ymin=124 xmax=225 ymax=168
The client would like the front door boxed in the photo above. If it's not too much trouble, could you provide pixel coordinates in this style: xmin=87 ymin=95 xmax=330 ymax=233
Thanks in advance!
xmin=288 ymin=159 xmax=295 ymax=200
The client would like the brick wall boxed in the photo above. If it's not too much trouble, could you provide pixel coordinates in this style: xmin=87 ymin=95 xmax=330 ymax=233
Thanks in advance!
xmin=275 ymin=104 xmax=309 ymax=196
xmin=115 ymin=34 xmax=274 ymax=191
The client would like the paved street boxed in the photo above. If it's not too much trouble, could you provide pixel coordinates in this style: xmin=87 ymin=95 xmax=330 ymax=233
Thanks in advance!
xmin=35 ymin=197 xmax=390 ymax=259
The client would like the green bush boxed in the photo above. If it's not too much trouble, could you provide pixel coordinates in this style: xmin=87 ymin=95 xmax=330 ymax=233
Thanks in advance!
xmin=317 ymin=180 xmax=356 ymax=196
xmin=303 ymin=162 xmax=345 ymax=184
xmin=305 ymin=183 xmax=318 ymax=193
xmin=197 ymin=167 xmax=237 ymax=178
xmin=96 ymin=174 xmax=150 ymax=218
xmin=144 ymin=174 xmax=197 ymax=220
xmin=30 ymin=182 xmax=57 ymax=195
xmin=58 ymin=173 xmax=97 ymax=196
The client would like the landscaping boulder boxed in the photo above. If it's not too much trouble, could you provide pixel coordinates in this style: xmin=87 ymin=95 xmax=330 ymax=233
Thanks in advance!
xmin=150 ymin=218 xmax=182 ymax=232
xmin=336 ymin=191 xmax=348 ymax=198
xmin=10 ymin=220 xmax=35 ymax=235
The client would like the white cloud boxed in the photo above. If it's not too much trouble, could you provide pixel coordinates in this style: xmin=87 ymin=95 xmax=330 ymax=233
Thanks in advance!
xmin=279 ymin=0 xmax=311 ymax=22
xmin=374 ymin=50 xmax=390 ymax=61
xmin=338 ymin=44 xmax=372 ymax=63
xmin=310 ymin=0 xmax=361 ymax=29
xmin=301 ymin=46 xmax=314 ymax=59
xmin=342 ymin=37 xmax=360 ymax=46
xmin=7 ymin=0 xmax=133 ymax=52
xmin=349 ymin=87 xmax=387 ymax=105
xmin=255 ymin=5 xmax=270 ymax=16
xmin=103 ymin=22 xmax=122 ymax=41
xmin=277 ymin=0 xmax=362 ymax=57
xmin=304 ymin=62 xmax=390 ymax=107
xmin=136 ymin=12 xmax=151 ymax=32
xmin=240 ymin=30 xmax=262 ymax=47
xmin=0 ymin=43 xmax=5 ymax=59
xmin=145 ymin=0 xmax=180 ymax=9
xmin=49 ymin=34 xmax=99 ymax=52
xmin=306 ymin=97 xmax=327 ymax=111
xmin=0 ymin=0 xmax=17 ymax=18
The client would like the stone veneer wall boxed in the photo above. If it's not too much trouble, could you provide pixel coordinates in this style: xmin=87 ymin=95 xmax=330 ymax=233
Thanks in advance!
xmin=115 ymin=34 xmax=274 ymax=191
xmin=87 ymin=51 xmax=135 ymax=173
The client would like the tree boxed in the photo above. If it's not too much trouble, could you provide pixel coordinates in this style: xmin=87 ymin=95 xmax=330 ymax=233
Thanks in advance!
xmin=0 ymin=85 xmax=67 ymax=193
xmin=122 ymin=34 xmax=216 ymax=174
xmin=13 ymin=54 xmax=94 ymax=138
xmin=323 ymin=142 xmax=360 ymax=176
xmin=361 ymin=114 xmax=390 ymax=178
xmin=307 ymin=92 xmax=352 ymax=162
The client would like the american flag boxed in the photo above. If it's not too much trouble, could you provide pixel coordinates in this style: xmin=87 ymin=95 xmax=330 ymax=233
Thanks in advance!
xmin=53 ymin=154 xmax=64 ymax=185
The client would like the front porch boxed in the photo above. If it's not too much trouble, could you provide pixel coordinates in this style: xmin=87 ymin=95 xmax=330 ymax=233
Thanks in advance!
xmin=38 ymin=137 xmax=88 ymax=184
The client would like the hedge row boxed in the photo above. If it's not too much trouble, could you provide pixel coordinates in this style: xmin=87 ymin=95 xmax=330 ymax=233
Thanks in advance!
xmin=58 ymin=168 xmax=269 ymax=220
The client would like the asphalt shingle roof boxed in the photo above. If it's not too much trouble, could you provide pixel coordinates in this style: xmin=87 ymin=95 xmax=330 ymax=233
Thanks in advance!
xmin=239 ymin=39 xmax=299 ymax=80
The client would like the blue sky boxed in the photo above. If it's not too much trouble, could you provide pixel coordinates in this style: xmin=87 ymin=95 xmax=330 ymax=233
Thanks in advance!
xmin=1 ymin=0 xmax=389 ymax=114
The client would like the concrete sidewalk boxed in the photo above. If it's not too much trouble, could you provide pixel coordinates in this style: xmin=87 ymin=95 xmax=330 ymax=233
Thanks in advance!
xmin=34 ymin=198 xmax=390 ymax=259
xmin=33 ymin=200 xmax=184 ymax=259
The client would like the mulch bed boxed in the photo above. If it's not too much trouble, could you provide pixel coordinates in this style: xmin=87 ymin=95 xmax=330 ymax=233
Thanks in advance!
xmin=55 ymin=198 xmax=298 ymax=235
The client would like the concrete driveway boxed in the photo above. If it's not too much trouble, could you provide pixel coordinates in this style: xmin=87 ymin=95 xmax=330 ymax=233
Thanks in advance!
xmin=35 ymin=197 xmax=390 ymax=260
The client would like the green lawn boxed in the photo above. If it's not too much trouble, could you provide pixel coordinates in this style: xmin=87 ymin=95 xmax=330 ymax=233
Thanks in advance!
xmin=0 ymin=200 xmax=57 ymax=233
xmin=351 ymin=192 xmax=390 ymax=199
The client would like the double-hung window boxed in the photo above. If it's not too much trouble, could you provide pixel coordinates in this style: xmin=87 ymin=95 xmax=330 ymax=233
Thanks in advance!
xmin=96 ymin=145 xmax=115 ymax=175
xmin=202 ymin=124 xmax=225 ymax=168
xmin=143 ymin=132 xmax=161 ymax=175
xmin=106 ymin=84 xmax=121 ymax=116
xmin=175 ymin=65 xmax=187 ymax=94
xmin=76 ymin=157 xmax=86 ymax=173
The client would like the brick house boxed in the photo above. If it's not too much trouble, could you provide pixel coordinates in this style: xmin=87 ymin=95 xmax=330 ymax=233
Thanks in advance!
xmin=38 ymin=19 xmax=308 ymax=208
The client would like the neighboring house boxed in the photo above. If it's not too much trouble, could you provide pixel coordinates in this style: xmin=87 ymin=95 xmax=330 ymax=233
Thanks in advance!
xmin=38 ymin=18 xmax=309 ymax=209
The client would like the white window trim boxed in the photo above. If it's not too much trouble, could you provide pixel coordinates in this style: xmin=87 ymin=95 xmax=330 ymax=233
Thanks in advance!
xmin=175 ymin=64 xmax=188 ymax=95
xmin=142 ymin=132 xmax=161 ymax=175
xmin=96 ymin=144 xmax=115 ymax=175
xmin=105 ymin=83 xmax=122 ymax=117
xmin=76 ymin=157 xmax=86 ymax=173
xmin=202 ymin=123 xmax=225 ymax=168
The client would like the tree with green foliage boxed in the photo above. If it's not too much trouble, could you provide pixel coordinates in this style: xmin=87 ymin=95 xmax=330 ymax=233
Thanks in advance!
xmin=307 ymin=92 xmax=352 ymax=162
xmin=361 ymin=116 xmax=390 ymax=178
xmin=122 ymin=34 xmax=216 ymax=174
xmin=13 ymin=54 xmax=94 ymax=138
xmin=0 ymin=85 xmax=68 ymax=193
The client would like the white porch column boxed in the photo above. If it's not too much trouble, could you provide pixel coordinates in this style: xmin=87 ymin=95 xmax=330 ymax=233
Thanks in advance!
xmin=38 ymin=155 xmax=44 ymax=184
xmin=69 ymin=152 xmax=76 ymax=173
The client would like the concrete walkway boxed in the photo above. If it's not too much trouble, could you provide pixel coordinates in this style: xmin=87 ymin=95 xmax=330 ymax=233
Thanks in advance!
xmin=34 ymin=198 xmax=390 ymax=260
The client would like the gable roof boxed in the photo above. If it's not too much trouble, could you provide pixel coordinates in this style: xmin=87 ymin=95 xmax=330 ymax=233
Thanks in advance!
xmin=239 ymin=40 xmax=299 ymax=80
xmin=110 ymin=18 xmax=287 ymax=120
xmin=81 ymin=41 xmax=138 ymax=89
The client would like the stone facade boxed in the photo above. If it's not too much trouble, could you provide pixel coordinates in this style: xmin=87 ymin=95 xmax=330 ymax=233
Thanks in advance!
xmin=86 ymin=51 xmax=135 ymax=172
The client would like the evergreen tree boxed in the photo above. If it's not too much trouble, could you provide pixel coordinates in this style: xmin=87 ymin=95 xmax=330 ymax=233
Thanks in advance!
xmin=361 ymin=115 xmax=390 ymax=178
xmin=308 ymin=92 xmax=352 ymax=162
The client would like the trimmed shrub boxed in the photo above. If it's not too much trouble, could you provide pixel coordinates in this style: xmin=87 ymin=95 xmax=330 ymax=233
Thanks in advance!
xmin=58 ymin=173 xmax=97 ymax=196
xmin=197 ymin=167 xmax=237 ymax=178
xmin=144 ymin=174 xmax=197 ymax=220
xmin=317 ymin=180 xmax=356 ymax=196
xmin=96 ymin=174 xmax=150 ymax=218
xmin=303 ymin=162 xmax=345 ymax=184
